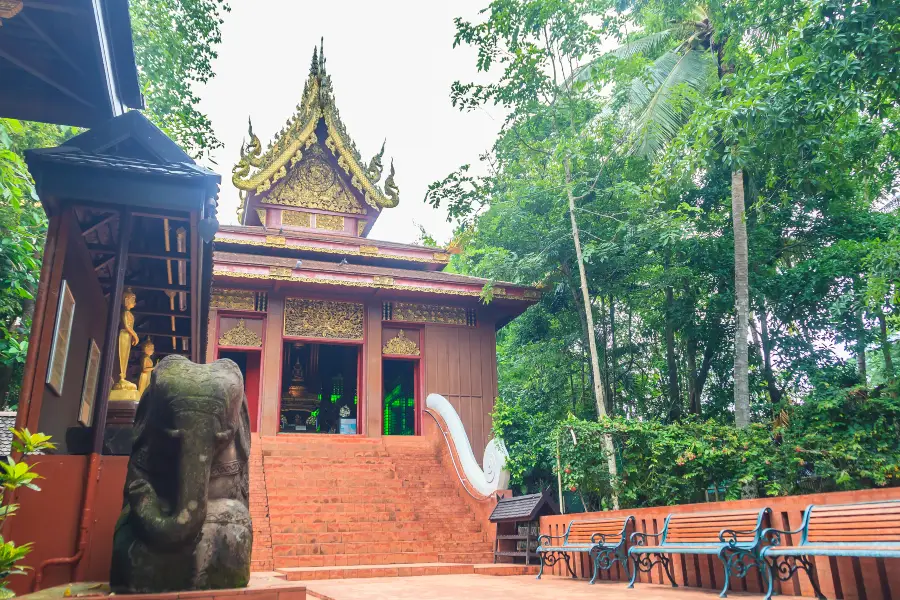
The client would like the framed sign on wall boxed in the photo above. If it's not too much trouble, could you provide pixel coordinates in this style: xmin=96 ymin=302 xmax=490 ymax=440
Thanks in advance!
xmin=46 ymin=279 xmax=75 ymax=396
xmin=79 ymin=339 xmax=101 ymax=426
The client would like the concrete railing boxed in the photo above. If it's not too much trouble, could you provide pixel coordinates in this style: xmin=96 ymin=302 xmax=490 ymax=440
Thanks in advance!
xmin=539 ymin=487 xmax=900 ymax=598
xmin=424 ymin=393 xmax=510 ymax=498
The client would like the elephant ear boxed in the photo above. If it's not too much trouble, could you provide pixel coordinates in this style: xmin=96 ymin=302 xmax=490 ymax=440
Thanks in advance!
xmin=236 ymin=392 xmax=251 ymax=463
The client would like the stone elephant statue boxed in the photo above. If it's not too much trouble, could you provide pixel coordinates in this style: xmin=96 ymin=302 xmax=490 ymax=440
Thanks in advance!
xmin=110 ymin=355 xmax=252 ymax=593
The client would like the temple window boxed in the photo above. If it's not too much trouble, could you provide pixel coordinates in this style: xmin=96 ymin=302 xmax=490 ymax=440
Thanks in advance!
xmin=382 ymin=360 xmax=416 ymax=436
xmin=280 ymin=342 xmax=359 ymax=434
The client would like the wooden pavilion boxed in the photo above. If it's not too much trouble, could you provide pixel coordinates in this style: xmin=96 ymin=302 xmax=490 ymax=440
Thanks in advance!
xmin=211 ymin=42 xmax=538 ymax=457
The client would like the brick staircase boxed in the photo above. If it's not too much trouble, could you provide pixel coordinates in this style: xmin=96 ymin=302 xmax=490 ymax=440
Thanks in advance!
xmin=248 ymin=435 xmax=495 ymax=573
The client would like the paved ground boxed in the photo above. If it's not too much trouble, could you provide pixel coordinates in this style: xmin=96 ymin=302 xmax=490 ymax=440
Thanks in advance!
xmin=304 ymin=574 xmax=757 ymax=600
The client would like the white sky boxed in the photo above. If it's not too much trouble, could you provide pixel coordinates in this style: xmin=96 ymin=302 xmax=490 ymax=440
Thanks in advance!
xmin=198 ymin=0 xmax=504 ymax=245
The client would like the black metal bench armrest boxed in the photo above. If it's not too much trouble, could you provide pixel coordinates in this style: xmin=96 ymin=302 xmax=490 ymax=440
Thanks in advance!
xmin=591 ymin=533 xmax=608 ymax=545
xmin=719 ymin=527 xmax=763 ymax=547
xmin=760 ymin=526 xmax=805 ymax=548
xmin=630 ymin=531 xmax=661 ymax=547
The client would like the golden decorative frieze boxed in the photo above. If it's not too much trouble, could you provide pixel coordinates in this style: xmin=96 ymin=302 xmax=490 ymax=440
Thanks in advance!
xmin=282 ymin=210 xmax=311 ymax=228
xmin=383 ymin=330 xmax=420 ymax=356
xmin=216 ymin=236 xmax=448 ymax=264
xmin=270 ymin=266 xmax=292 ymax=279
xmin=524 ymin=289 xmax=542 ymax=300
xmin=211 ymin=288 xmax=255 ymax=311
xmin=373 ymin=275 xmax=394 ymax=287
xmin=284 ymin=298 xmax=364 ymax=340
xmin=219 ymin=319 xmax=263 ymax=348
xmin=265 ymin=235 xmax=286 ymax=247
xmin=262 ymin=145 xmax=366 ymax=215
xmin=357 ymin=220 xmax=367 ymax=236
xmin=389 ymin=302 xmax=468 ymax=325
xmin=255 ymin=208 xmax=267 ymax=226
xmin=213 ymin=269 xmax=525 ymax=300
xmin=359 ymin=245 xmax=378 ymax=256
xmin=315 ymin=214 xmax=344 ymax=231
xmin=432 ymin=252 xmax=451 ymax=263
xmin=493 ymin=287 xmax=508 ymax=297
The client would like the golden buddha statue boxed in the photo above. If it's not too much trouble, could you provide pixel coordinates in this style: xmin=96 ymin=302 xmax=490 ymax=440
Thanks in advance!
xmin=283 ymin=343 xmax=317 ymax=410
xmin=110 ymin=288 xmax=140 ymax=401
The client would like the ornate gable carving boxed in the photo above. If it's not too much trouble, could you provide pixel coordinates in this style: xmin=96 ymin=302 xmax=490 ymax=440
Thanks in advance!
xmin=262 ymin=143 xmax=366 ymax=215
xmin=383 ymin=330 xmax=419 ymax=356
xmin=218 ymin=319 xmax=263 ymax=347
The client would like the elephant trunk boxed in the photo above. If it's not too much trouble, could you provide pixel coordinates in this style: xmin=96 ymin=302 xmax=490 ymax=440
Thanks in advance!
xmin=129 ymin=411 xmax=217 ymax=548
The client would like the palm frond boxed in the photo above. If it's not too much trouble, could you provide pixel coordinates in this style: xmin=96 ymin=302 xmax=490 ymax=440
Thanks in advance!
xmin=569 ymin=30 xmax=674 ymax=86
xmin=626 ymin=47 xmax=715 ymax=157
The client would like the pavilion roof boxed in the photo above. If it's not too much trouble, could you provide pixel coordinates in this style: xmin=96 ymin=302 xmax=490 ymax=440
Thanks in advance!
xmin=232 ymin=39 xmax=399 ymax=223
xmin=215 ymin=224 xmax=452 ymax=269
xmin=213 ymin=251 xmax=540 ymax=304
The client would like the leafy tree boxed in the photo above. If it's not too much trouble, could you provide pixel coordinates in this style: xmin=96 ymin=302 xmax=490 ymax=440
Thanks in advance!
xmin=130 ymin=0 xmax=230 ymax=159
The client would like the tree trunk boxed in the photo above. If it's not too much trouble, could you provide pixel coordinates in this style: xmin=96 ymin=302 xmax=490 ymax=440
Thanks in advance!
xmin=879 ymin=313 xmax=894 ymax=379
xmin=564 ymin=155 xmax=619 ymax=509
xmin=732 ymin=169 xmax=751 ymax=428
xmin=756 ymin=307 xmax=783 ymax=403
xmin=856 ymin=312 xmax=868 ymax=384
xmin=665 ymin=286 xmax=681 ymax=422
xmin=686 ymin=335 xmax=700 ymax=415
xmin=609 ymin=293 xmax=616 ymax=413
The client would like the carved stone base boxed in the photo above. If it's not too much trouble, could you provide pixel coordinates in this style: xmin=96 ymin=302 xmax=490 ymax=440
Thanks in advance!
xmin=107 ymin=399 xmax=138 ymax=425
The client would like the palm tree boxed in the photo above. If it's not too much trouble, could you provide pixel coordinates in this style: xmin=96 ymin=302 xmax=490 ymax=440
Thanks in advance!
xmin=574 ymin=4 xmax=752 ymax=427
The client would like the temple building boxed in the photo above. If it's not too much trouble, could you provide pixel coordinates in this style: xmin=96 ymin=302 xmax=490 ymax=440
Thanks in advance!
xmin=210 ymin=43 xmax=538 ymax=455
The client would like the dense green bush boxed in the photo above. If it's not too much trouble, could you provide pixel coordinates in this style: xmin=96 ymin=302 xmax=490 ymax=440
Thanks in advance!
xmin=495 ymin=383 xmax=900 ymax=511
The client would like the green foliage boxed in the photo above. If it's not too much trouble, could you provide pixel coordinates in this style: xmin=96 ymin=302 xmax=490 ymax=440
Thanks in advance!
xmin=130 ymin=0 xmax=230 ymax=158
xmin=501 ymin=380 xmax=900 ymax=510
xmin=0 ymin=429 xmax=54 ymax=595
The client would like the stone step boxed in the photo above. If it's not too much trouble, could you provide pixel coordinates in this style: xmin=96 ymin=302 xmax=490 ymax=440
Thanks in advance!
xmin=274 ymin=552 xmax=497 ymax=569
xmin=272 ymin=541 xmax=493 ymax=557
xmin=277 ymin=562 xmax=539 ymax=581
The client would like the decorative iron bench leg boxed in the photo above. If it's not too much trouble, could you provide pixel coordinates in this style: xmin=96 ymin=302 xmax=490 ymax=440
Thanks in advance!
xmin=536 ymin=550 xmax=576 ymax=580
xmin=764 ymin=555 xmax=826 ymax=600
xmin=627 ymin=553 xmax=678 ymax=589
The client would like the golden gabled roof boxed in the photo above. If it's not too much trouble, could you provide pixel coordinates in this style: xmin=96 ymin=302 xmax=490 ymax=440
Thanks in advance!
xmin=232 ymin=40 xmax=399 ymax=215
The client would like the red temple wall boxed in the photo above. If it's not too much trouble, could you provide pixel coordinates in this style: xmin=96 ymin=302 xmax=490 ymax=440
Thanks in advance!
xmin=6 ymin=455 xmax=127 ymax=596
xmin=207 ymin=287 xmax=500 ymax=448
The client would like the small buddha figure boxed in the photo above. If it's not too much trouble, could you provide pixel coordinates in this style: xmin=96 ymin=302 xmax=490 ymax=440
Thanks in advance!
xmin=137 ymin=337 xmax=155 ymax=397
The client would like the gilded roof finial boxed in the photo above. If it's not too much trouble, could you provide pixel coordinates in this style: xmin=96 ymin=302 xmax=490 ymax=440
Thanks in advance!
xmin=384 ymin=159 xmax=399 ymax=205
xmin=319 ymin=37 xmax=325 ymax=73
xmin=366 ymin=139 xmax=385 ymax=183
xmin=310 ymin=46 xmax=319 ymax=76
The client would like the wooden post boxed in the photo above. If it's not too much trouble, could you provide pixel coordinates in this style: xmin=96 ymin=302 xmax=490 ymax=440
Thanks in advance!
xmin=91 ymin=208 xmax=132 ymax=454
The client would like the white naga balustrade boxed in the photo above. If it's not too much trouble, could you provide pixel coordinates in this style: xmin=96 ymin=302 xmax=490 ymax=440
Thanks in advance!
xmin=425 ymin=393 xmax=510 ymax=497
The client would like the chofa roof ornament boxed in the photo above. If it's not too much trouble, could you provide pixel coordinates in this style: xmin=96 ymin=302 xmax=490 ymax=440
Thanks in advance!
xmin=232 ymin=38 xmax=400 ymax=217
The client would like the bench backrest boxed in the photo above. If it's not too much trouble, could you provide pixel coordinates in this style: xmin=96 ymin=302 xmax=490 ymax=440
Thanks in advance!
xmin=564 ymin=516 xmax=635 ymax=546
xmin=661 ymin=508 xmax=769 ymax=545
xmin=802 ymin=500 xmax=900 ymax=545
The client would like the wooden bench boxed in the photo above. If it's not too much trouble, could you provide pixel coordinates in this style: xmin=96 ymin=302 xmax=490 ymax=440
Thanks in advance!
xmin=536 ymin=516 xmax=635 ymax=584
xmin=628 ymin=508 xmax=770 ymax=597
xmin=761 ymin=500 xmax=900 ymax=600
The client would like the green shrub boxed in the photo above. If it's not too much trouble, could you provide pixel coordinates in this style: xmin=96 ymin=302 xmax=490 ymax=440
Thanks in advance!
xmin=0 ymin=428 xmax=54 ymax=597
xmin=497 ymin=382 xmax=900 ymax=510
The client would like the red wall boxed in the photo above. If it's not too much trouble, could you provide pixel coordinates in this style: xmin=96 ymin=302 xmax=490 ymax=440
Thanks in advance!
xmin=6 ymin=456 xmax=127 ymax=595
xmin=539 ymin=488 xmax=900 ymax=599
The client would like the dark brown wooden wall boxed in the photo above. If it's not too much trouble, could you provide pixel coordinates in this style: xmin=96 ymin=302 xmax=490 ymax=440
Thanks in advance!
xmin=37 ymin=218 xmax=108 ymax=452
xmin=422 ymin=321 xmax=498 ymax=463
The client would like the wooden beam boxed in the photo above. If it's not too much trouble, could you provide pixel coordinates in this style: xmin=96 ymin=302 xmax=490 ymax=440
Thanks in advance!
xmin=98 ymin=280 xmax=191 ymax=294
xmin=133 ymin=309 xmax=191 ymax=319
xmin=20 ymin=13 xmax=84 ymax=75
xmin=22 ymin=2 xmax=88 ymax=15
xmin=87 ymin=244 xmax=190 ymax=261
xmin=92 ymin=208 xmax=132 ymax=454
xmin=137 ymin=331 xmax=190 ymax=339
xmin=92 ymin=256 xmax=114 ymax=273
xmin=0 ymin=40 xmax=94 ymax=108
xmin=81 ymin=213 xmax=117 ymax=237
